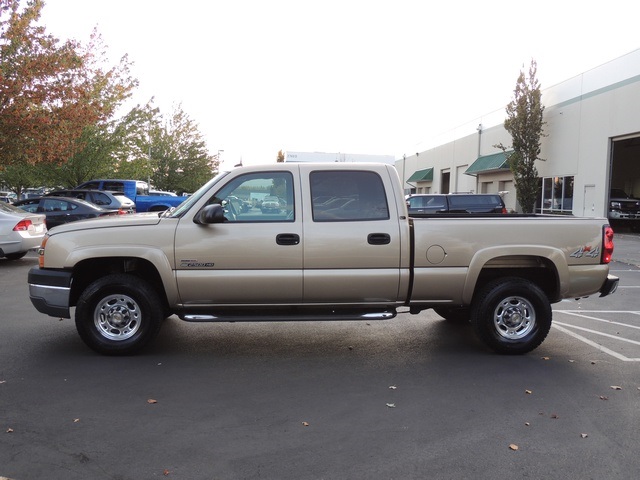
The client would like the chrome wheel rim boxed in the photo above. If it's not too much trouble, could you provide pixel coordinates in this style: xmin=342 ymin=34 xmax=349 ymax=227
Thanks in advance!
xmin=94 ymin=294 xmax=141 ymax=341
xmin=493 ymin=296 xmax=535 ymax=340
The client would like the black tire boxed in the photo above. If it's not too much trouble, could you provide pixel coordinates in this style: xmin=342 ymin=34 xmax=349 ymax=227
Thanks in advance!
xmin=433 ymin=307 xmax=470 ymax=323
xmin=4 ymin=251 xmax=27 ymax=260
xmin=470 ymin=277 xmax=552 ymax=354
xmin=75 ymin=274 xmax=164 ymax=355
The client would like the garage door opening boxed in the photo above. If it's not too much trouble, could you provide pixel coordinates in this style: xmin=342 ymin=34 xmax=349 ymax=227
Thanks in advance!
xmin=610 ymin=136 xmax=640 ymax=232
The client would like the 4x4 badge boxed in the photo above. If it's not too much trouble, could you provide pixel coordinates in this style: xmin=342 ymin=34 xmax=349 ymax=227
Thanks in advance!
xmin=570 ymin=246 xmax=600 ymax=259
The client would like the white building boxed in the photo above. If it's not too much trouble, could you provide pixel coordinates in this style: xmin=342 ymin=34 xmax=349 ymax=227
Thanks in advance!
xmin=397 ymin=49 xmax=640 ymax=217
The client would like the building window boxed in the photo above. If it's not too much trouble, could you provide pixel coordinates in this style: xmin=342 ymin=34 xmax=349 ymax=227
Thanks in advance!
xmin=537 ymin=176 xmax=574 ymax=214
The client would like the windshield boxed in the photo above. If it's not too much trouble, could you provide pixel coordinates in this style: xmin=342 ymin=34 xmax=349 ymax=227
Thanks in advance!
xmin=168 ymin=171 xmax=230 ymax=218
xmin=610 ymin=189 xmax=631 ymax=198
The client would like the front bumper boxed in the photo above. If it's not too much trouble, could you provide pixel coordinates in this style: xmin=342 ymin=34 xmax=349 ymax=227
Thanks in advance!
xmin=609 ymin=211 xmax=640 ymax=220
xmin=28 ymin=267 xmax=72 ymax=318
xmin=599 ymin=274 xmax=619 ymax=297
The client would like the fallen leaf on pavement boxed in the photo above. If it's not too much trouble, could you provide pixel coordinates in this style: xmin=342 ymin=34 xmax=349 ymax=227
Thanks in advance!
xmin=610 ymin=386 xmax=622 ymax=390
xmin=599 ymin=396 xmax=609 ymax=401
xmin=581 ymin=433 xmax=588 ymax=438
xmin=525 ymin=390 xmax=532 ymax=394
xmin=147 ymin=399 xmax=158 ymax=404
xmin=6 ymin=428 xmax=13 ymax=433
xmin=389 ymin=385 xmax=397 ymax=390
xmin=509 ymin=444 xmax=519 ymax=451
xmin=386 ymin=403 xmax=396 ymax=408
xmin=302 ymin=422 xmax=310 ymax=427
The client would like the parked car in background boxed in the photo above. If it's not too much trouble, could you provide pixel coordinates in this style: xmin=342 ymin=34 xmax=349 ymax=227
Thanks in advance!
xmin=46 ymin=189 xmax=135 ymax=214
xmin=406 ymin=193 xmax=507 ymax=215
xmin=13 ymin=197 xmax=121 ymax=229
xmin=0 ymin=202 xmax=47 ymax=260
xmin=1 ymin=191 xmax=16 ymax=204
xmin=75 ymin=179 xmax=185 ymax=212
xmin=260 ymin=195 xmax=283 ymax=213
xmin=609 ymin=188 xmax=640 ymax=220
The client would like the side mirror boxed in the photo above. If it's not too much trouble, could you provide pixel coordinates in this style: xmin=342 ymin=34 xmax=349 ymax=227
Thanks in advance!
xmin=193 ymin=204 xmax=225 ymax=224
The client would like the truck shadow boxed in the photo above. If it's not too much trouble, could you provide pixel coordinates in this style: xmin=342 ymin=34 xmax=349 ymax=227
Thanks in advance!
xmin=148 ymin=313 xmax=488 ymax=361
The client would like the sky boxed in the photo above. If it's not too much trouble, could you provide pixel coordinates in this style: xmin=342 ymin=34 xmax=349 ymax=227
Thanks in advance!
xmin=38 ymin=0 xmax=640 ymax=169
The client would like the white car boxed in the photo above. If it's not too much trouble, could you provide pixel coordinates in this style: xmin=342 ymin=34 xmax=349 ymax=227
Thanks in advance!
xmin=0 ymin=202 xmax=47 ymax=260
xmin=260 ymin=195 xmax=282 ymax=214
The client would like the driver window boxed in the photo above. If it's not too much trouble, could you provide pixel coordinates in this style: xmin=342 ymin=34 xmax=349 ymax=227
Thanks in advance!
xmin=207 ymin=172 xmax=294 ymax=222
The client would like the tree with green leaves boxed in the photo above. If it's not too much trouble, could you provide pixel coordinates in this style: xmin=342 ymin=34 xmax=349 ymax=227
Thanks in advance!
xmin=34 ymin=100 xmax=159 ymax=188
xmin=496 ymin=59 xmax=546 ymax=213
xmin=0 ymin=161 xmax=41 ymax=198
xmin=0 ymin=0 xmax=137 ymax=180
xmin=147 ymin=104 xmax=217 ymax=194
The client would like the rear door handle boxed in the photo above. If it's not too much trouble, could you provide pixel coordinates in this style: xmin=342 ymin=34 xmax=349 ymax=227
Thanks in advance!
xmin=368 ymin=233 xmax=391 ymax=245
xmin=276 ymin=233 xmax=300 ymax=245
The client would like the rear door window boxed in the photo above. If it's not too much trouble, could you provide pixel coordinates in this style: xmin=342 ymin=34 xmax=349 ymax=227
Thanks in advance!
xmin=310 ymin=171 xmax=389 ymax=221
xmin=90 ymin=192 xmax=112 ymax=206
xmin=103 ymin=182 xmax=125 ymax=193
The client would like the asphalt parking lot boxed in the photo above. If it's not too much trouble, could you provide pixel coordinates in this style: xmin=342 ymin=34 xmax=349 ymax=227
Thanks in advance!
xmin=1 ymin=236 xmax=639 ymax=480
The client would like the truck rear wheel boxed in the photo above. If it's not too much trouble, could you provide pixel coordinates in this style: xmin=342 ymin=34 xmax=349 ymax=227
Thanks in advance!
xmin=471 ymin=277 xmax=551 ymax=354
xmin=75 ymin=274 xmax=164 ymax=355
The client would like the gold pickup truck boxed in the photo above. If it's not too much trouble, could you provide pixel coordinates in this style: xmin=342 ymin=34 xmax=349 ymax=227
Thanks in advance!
xmin=28 ymin=163 xmax=618 ymax=355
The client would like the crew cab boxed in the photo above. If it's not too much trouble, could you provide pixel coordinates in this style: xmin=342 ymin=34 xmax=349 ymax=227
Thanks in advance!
xmin=28 ymin=163 xmax=618 ymax=356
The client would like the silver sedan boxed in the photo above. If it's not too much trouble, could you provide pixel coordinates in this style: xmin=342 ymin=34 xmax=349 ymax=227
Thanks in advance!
xmin=0 ymin=202 xmax=47 ymax=260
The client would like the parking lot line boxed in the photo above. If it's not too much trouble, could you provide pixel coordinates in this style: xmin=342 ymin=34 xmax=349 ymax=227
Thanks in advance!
xmin=552 ymin=323 xmax=640 ymax=362
xmin=554 ymin=321 xmax=640 ymax=346
xmin=555 ymin=310 xmax=640 ymax=329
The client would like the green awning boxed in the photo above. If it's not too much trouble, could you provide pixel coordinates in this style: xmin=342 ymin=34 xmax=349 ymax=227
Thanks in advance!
xmin=465 ymin=151 xmax=512 ymax=175
xmin=407 ymin=167 xmax=433 ymax=182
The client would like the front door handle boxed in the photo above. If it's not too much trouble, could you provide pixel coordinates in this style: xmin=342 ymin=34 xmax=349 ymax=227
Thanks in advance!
xmin=276 ymin=233 xmax=300 ymax=245
xmin=368 ymin=233 xmax=391 ymax=245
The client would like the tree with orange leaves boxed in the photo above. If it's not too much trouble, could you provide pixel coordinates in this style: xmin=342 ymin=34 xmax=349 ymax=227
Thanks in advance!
xmin=0 ymin=0 xmax=137 ymax=174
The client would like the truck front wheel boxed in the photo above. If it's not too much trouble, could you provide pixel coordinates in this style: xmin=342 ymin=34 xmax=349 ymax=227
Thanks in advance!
xmin=75 ymin=274 xmax=164 ymax=355
xmin=471 ymin=277 xmax=552 ymax=354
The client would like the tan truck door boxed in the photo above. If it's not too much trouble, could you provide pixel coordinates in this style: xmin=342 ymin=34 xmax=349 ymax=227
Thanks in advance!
xmin=300 ymin=166 xmax=402 ymax=304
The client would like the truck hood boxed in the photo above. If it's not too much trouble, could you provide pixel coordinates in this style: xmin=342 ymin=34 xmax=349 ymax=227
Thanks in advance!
xmin=47 ymin=212 xmax=163 ymax=235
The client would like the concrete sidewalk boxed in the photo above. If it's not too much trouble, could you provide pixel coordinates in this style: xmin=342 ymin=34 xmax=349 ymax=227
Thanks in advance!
xmin=613 ymin=232 xmax=640 ymax=267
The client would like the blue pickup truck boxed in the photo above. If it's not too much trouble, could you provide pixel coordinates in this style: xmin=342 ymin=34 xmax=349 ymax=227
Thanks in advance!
xmin=75 ymin=179 xmax=185 ymax=213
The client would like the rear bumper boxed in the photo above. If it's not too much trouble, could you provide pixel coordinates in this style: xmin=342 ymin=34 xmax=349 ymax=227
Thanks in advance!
xmin=599 ymin=274 xmax=619 ymax=297
xmin=28 ymin=267 xmax=72 ymax=318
